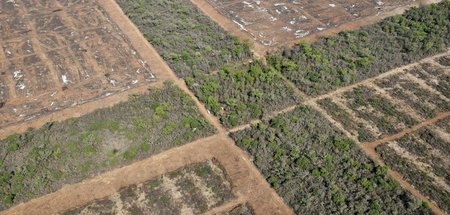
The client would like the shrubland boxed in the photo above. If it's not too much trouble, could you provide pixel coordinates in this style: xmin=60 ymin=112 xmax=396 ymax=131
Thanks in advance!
xmin=117 ymin=0 xmax=252 ymax=77
xmin=186 ymin=61 xmax=301 ymax=127
xmin=231 ymin=106 xmax=430 ymax=214
xmin=0 ymin=82 xmax=213 ymax=209
xmin=269 ymin=1 xmax=450 ymax=95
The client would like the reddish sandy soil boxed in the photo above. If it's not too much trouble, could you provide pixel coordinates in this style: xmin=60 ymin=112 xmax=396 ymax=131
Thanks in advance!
xmin=0 ymin=0 xmax=177 ymax=138
xmin=193 ymin=0 xmax=442 ymax=54
xmin=0 ymin=134 xmax=293 ymax=215
xmin=0 ymin=0 xmax=159 ymax=129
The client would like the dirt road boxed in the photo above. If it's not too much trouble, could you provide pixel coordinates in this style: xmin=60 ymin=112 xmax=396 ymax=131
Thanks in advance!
xmin=0 ymin=134 xmax=293 ymax=215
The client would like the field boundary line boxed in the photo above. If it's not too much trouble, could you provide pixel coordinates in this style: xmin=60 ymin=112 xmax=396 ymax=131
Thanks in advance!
xmin=363 ymin=111 xmax=450 ymax=148
xmin=99 ymin=0 xmax=293 ymax=214
xmin=309 ymin=101 xmax=447 ymax=215
xmin=228 ymin=50 xmax=450 ymax=133
xmin=0 ymin=133 xmax=294 ymax=215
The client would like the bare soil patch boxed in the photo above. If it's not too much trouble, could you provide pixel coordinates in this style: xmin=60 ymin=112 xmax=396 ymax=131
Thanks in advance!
xmin=61 ymin=160 xmax=234 ymax=215
xmin=199 ymin=0 xmax=442 ymax=49
xmin=0 ymin=0 xmax=159 ymax=129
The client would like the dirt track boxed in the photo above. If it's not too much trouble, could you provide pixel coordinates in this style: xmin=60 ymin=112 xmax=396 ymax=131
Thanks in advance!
xmin=229 ymin=50 xmax=450 ymax=134
xmin=225 ymin=51 xmax=450 ymax=214
xmin=0 ymin=134 xmax=293 ymax=215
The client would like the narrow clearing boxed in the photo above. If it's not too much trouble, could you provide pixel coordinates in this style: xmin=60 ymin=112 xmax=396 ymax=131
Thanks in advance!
xmin=229 ymin=50 xmax=450 ymax=134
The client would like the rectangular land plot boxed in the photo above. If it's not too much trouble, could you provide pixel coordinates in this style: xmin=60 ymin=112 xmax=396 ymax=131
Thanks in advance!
xmin=374 ymin=73 xmax=449 ymax=119
xmin=231 ymin=105 xmax=431 ymax=214
xmin=271 ymin=2 xmax=450 ymax=96
xmin=0 ymin=83 xmax=214 ymax=210
xmin=337 ymin=86 xmax=417 ymax=140
xmin=186 ymin=61 xmax=301 ymax=128
xmin=376 ymin=119 xmax=450 ymax=213
xmin=61 ymin=160 xmax=233 ymax=215
xmin=0 ymin=0 xmax=156 ymax=128
xmin=205 ymin=0 xmax=417 ymax=47
xmin=408 ymin=62 xmax=450 ymax=99
xmin=317 ymin=51 xmax=449 ymax=143
xmin=117 ymin=0 xmax=252 ymax=78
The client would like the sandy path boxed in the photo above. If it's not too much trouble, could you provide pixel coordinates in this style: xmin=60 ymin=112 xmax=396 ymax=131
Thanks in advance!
xmin=312 ymin=101 xmax=448 ymax=215
xmin=202 ymin=196 xmax=246 ymax=215
xmin=364 ymin=111 xmax=450 ymax=149
xmin=229 ymin=50 xmax=450 ymax=134
xmin=0 ymin=134 xmax=293 ymax=215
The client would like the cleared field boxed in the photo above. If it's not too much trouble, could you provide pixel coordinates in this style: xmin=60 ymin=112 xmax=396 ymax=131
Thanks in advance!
xmin=116 ymin=0 xmax=252 ymax=78
xmin=231 ymin=106 xmax=431 ymax=214
xmin=61 ymin=160 xmax=233 ymax=215
xmin=0 ymin=83 xmax=214 ymax=210
xmin=269 ymin=1 xmax=449 ymax=95
xmin=318 ymin=52 xmax=450 ymax=142
xmin=204 ymin=0 xmax=421 ymax=47
xmin=376 ymin=118 xmax=450 ymax=213
xmin=187 ymin=61 xmax=301 ymax=127
xmin=0 ymin=0 xmax=156 ymax=128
